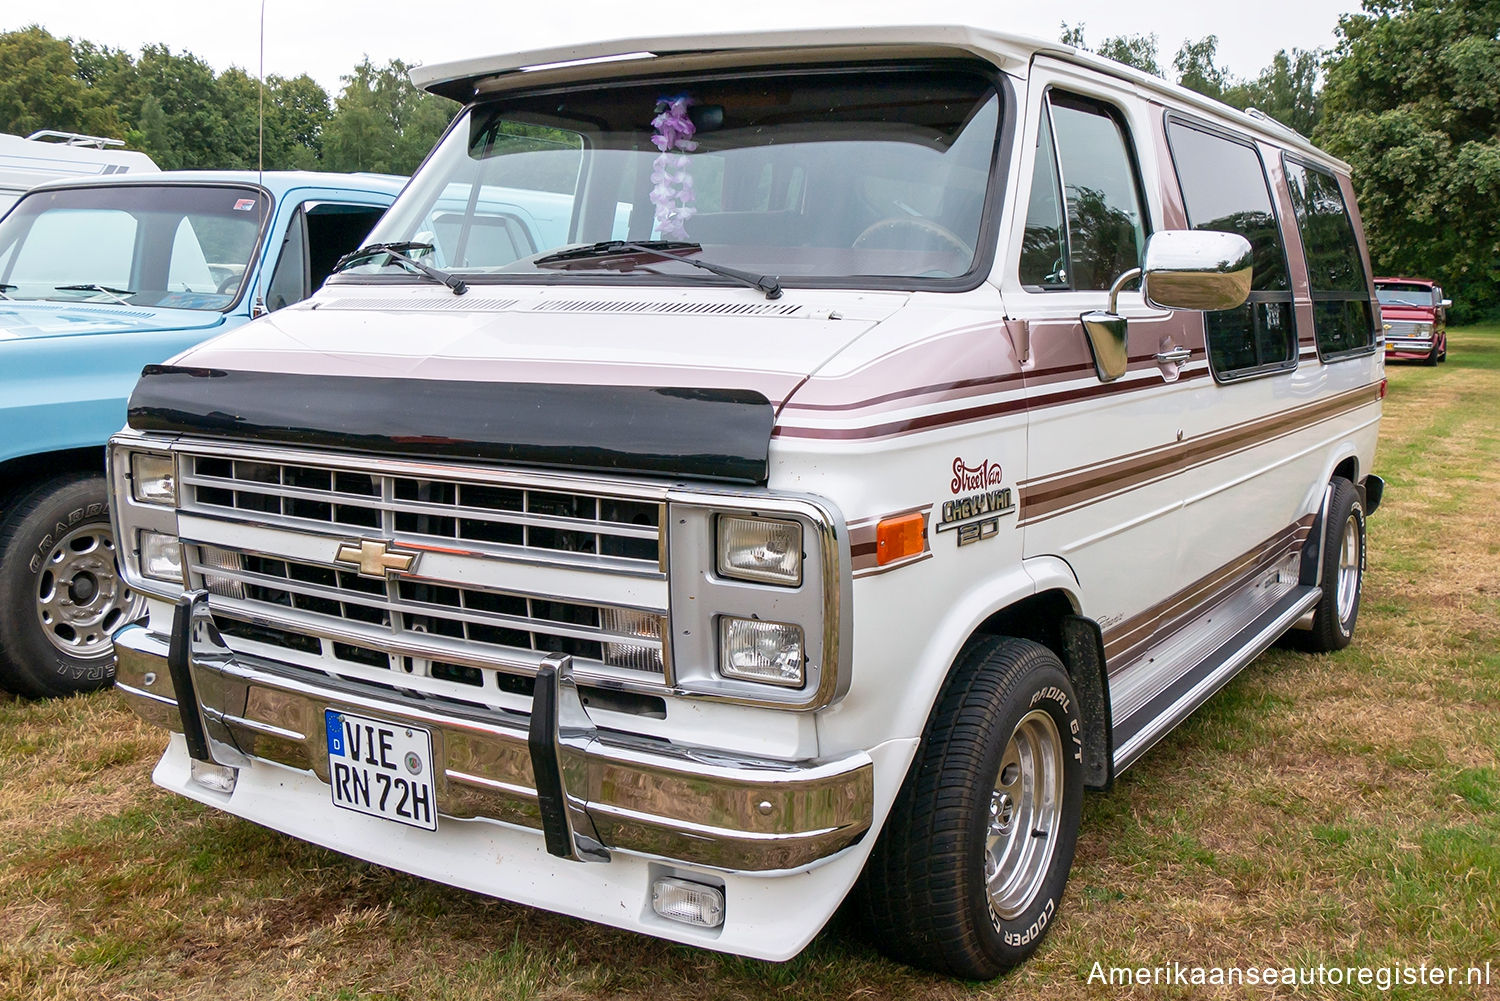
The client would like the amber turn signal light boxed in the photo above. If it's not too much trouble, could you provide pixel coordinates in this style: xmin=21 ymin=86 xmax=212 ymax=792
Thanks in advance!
xmin=876 ymin=512 xmax=926 ymax=566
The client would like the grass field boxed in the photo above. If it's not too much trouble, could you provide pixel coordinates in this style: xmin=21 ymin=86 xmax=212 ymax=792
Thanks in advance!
xmin=3 ymin=327 xmax=1498 ymax=1001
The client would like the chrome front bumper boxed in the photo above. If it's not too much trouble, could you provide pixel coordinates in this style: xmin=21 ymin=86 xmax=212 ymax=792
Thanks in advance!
xmin=115 ymin=593 xmax=873 ymax=872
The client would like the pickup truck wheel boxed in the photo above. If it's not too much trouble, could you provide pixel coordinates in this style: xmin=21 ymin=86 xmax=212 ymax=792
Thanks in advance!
xmin=857 ymin=637 xmax=1084 ymax=978
xmin=1424 ymin=341 xmax=1440 ymax=366
xmin=0 ymin=474 xmax=142 ymax=698
xmin=1297 ymin=477 xmax=1364 ymax=653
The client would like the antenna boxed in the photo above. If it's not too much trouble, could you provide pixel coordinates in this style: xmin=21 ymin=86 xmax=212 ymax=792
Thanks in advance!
xmin=253 ymin=0 xmax=268 ymax=318
xmin=258 ymin=0 xmax=265 ymax=182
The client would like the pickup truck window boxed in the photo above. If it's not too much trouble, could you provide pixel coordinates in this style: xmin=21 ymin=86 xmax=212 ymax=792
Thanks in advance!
xmin=0 ymin=184 xmax=264 ymax=310
xmin=268 ymin=202 xmax=390 ymax=311
xmin=351 ymin=65 xmax=1001 ymax=288
xmin=1167 ymin=119 xmax=1295 ymax=380
xmin=1284 ymin=157 xmax=1376 ymax=358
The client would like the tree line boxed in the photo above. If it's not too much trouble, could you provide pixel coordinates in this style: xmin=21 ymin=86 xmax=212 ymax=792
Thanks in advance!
xmin=1 ymin=1 xmax=1496 ymax=319
xmin=0 ymin=25 xmax=451 ymax=175
xmin=1063 ymin=0 xmax=1499 ymax=322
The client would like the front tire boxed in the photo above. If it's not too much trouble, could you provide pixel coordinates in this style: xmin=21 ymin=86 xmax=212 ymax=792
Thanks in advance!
xmin=1298 ymin=477 xmax=1365 ymax=653
xmin=858 ymin=637 xmax=1084 ymax=978
xmin=0 ymin=473 xmax=142 ymax=698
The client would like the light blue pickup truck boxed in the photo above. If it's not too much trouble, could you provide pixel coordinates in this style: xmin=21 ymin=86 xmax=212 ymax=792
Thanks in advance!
xmin=0 ymin=170 xmax=404 ymax=696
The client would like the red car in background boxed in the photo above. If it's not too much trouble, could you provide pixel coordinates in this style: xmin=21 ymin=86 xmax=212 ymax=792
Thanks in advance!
xmin=1376 ymin=277 xmax=1449 ymax=365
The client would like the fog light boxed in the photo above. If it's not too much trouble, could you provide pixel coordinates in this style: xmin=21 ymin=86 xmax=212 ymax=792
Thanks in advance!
xmin=130 ymin=452 xmax=176 ymax=505
xmin=140 ymin=530 xmax=183 ymax=583
xmin=651 ymin=877 xmax=724 ymax=928
xmin=717 ymin=515 xmax=802 ymax=586
xmin=189 ymin=759 xmax=237 ymax=793
xmin=720 ymin=617 xmax=804 ymax=687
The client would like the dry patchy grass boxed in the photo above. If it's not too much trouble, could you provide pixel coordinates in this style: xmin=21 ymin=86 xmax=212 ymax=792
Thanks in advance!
xmin=3 ymin=328 xmax=1499 ymax=1000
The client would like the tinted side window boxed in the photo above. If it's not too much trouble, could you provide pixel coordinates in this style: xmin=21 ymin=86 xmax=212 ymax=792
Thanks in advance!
xmin=1167 ymin=120 xmax=1295 ymax=379
xmin=1284 ymin=158 xmax=1376 ymax=357
xmin=1020 ymin=92 xmax=1148 ymax=291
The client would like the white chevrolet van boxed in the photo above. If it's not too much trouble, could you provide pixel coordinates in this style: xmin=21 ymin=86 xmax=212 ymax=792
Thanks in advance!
xmin=107 ymin=26 xmax=1385 ymax=977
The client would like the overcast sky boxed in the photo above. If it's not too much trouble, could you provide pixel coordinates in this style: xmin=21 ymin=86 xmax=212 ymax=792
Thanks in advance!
xmin=8 ymin=1 xmax=1358 ymax=98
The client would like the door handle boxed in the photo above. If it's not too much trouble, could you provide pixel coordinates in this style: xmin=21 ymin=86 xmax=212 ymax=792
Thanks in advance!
xmin=1154 ymin=346 xmax=1192 ymax=364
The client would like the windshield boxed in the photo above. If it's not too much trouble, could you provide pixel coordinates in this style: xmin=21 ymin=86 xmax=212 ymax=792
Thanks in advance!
xmin=1375 ymin=284 xmax=1433 ymax=307
xmin=0 ymin=184 xmax=266 ymax=310
xmin=348 ymin=64 xmax=1001 ymax=288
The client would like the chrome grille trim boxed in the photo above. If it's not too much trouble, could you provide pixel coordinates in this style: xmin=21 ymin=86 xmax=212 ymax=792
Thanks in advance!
xmin=1384 ymin=320 xmax=1429 ymax=339
xmin=189 ymin=543 xmax=667 ymax=658
xmin=165 ymin=443 xmax=674 ymax=702
xmin=178 ymin=448 xmax=667 ymax=577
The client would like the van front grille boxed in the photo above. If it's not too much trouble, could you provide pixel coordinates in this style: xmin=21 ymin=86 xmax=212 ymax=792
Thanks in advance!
xmin=174 ymin=448 xmax=672 ymax=707
xmin=181 ymin=454 xmax=663 ymax=571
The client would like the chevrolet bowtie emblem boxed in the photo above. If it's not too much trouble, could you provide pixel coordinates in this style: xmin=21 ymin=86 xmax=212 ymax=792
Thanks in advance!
xmin=334 ymin=539 xmax=419 ymax=579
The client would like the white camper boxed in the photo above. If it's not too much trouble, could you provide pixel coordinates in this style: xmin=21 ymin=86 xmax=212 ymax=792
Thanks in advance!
xmin=0 ymin=131 xmax=158 ymax=217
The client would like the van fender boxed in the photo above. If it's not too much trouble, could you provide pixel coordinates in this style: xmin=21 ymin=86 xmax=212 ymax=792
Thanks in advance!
xmin=864 ymin=555 xmax=1095 ymax=767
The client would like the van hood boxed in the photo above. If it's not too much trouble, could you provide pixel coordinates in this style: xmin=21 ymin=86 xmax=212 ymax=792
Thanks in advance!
xmin=164 ymin=287 xmax=907 ymax=406
xmin=0 ymin=300 xmax=227 ymax=341
xmin=129 ymin=287 xmax=908 ymax=484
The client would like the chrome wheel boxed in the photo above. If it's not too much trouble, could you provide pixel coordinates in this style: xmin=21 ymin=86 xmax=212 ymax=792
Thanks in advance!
xmin=984 ymin=709 xmax=1065 ymax=921
xmin=33 ymin=524 xmax=141 ymax=659
xmin=1335 ymin=513 xmax=1361 ymax=623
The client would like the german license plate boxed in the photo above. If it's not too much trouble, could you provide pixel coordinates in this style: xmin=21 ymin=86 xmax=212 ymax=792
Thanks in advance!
xmin=325 ymin=709 xmax=437 ymax=831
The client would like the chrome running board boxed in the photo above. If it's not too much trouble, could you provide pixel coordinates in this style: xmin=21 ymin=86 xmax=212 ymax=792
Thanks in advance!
xmin=1111 ymin=585 xmax=1322 ymax=774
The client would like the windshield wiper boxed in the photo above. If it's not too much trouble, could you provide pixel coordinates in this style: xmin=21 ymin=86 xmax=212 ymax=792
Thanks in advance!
xmin=333 ymin=242 xmax=468 ymax=295
xmin=55 ymin=283 xmax=135 ymax=305
xmin=534 ymin=240 xmax=783 ymax=300
xmin=0 ymin=283 xmax=14 ymax=300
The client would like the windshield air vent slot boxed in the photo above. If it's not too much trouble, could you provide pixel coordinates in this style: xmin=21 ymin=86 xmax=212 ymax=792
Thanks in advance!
xmin=529 ymin=299 xmax=803 ymax=318
xmin=316 ymin=296 xmax=520 ymax=311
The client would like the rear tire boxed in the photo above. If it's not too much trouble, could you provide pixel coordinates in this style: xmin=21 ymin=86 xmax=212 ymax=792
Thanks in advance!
xmin=0 ymin=473 xmax=141 ymax=698
xmin=1298 ymin=477 xmax=1364 ymax=653
xmin=857 ymin=637 xmax=1084 ymax=978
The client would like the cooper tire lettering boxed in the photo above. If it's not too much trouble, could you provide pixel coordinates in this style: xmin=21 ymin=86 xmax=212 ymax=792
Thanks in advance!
xmin=858 ymin=637 xmax=1085 ymax=978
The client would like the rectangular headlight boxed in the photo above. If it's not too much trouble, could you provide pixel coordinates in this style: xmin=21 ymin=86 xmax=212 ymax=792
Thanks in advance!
xmin=719 ymin=617 xmax=804 ymax=687
xmin=139 ymin=530 xmax=183 ymax=583
xmin=716 ymin=516 xmax=802 ymax=586
xmin=130 ymin=452 xmax=176 ymax=505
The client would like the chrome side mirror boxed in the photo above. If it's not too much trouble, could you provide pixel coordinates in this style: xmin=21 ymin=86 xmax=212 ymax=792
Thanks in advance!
xmin=1080 ymin=230 xmax=1253 ymax=383
xmin=1441 ymin=298 xmax=1453 ymax=308
xmin=1140 ymin=230 xmax=1254 ymax=312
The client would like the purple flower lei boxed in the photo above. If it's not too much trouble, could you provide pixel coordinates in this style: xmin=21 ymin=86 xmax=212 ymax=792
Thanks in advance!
xmin=650 ymin=95 xmax=697 ymax=240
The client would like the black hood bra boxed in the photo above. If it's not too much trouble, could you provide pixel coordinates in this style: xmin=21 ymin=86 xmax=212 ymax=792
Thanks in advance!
xmin=128 ymin=365 xmax=775 ymax=485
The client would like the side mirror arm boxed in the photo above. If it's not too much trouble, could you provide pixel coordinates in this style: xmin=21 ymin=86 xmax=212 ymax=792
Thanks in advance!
xmin=1080 ymin=267 xmax=1143 ymax=384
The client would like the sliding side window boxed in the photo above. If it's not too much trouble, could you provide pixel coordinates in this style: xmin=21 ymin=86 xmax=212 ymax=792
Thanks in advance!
xmin=1019 ymin=92 xmax=1149 ymax=291
xmin=1167 ymin=119 xmax=1296 ymax=380
xmin=1284 ymin=157 xmax=1377 ymax=359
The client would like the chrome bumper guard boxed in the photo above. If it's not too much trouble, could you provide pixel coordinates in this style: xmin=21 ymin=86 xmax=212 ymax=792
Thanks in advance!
xmin=115 ymin=593 xmax=873 ymax=872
